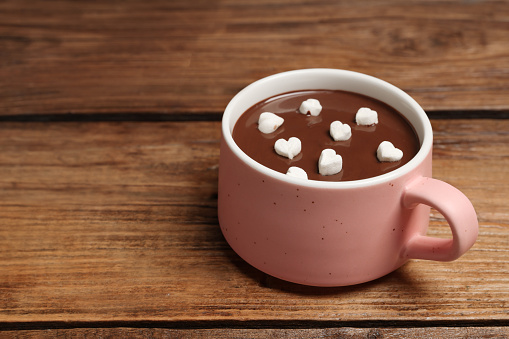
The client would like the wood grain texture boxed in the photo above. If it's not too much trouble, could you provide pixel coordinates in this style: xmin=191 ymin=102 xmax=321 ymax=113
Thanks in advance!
xmin=2 ymin=327 xmax=509 ymax=338
xmin=1 ymin=0 xmax=509 ymax=116
xmin=0 ymin=120 xmax=507 ymax=325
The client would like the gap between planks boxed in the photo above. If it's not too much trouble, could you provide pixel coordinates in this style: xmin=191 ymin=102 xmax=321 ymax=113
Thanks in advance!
xmin=0 ymin=110 xmax=508 ymax=122
xmin=1 ymin=319 xmax=509 ymax=331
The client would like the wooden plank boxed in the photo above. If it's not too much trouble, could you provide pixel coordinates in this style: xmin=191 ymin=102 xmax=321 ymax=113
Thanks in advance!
xmin=1 ymin=327 xmax=509 ymax=338
xmin=1 ymin=0 xmax=508 ymax=116
xmin=0 ymin=120 xmax=507 ymax=323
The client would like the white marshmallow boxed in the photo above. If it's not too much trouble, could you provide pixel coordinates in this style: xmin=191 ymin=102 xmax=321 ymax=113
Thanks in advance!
xmin=286 ymin=166 xmax=308 ymax=180
xmin=356 ymin=107 xmax=378 ymax=126
xmin=318 ymin=149 xmax=343 ymax=176
xmin=257 ymin=112 xmax=284 ymax=134
xmin=330 ymin=120 xmax=352 ymax=141
xmin=377 ymin=141 xmax=403 ymax=162
xmin=274 ymin=137 xmax=302 ymax=160
xmin=299 ymin=98 xmax=322 ymax=116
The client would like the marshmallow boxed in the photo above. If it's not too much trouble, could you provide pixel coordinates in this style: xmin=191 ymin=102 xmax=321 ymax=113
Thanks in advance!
xmin=299 ymin=99 xmax=322 ymax=116
xmin=356 ymin=107 xmax=378 ymax=126
xmin=286 ymin=166 xmax=308 ymax=180
xmin=318 ymin=149 xmax=343 ymax=176
xmin=258 ymin=112 xmax=284 ymax=134
xmin=377 ymin=141 xmax=403 ymax=162
xmin=274 ymin=137 xmax=302 ymax=160
xmin=330 ymin=120 xmax=352 ymax=141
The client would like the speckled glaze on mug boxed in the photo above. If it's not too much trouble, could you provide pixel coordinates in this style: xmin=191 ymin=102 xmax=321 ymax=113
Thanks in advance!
xmin=218 ymin=69 xmax=478 ymax=287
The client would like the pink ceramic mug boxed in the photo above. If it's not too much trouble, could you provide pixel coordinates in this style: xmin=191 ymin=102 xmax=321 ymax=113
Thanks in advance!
xmin=218 ymin=69 xmax=478 ymax=287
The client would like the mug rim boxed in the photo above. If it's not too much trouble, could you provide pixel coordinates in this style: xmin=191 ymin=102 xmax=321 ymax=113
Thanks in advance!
xmin=222 ymin=68 xmax=433 ymax=189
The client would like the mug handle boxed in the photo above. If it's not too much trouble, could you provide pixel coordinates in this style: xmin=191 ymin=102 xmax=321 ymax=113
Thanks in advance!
xmin=402 ymin=177 xmax=478 ymax=261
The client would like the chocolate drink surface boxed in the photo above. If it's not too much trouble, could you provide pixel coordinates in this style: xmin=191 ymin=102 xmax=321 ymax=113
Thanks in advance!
xmin=232 ymin=90 xmax=420 ymax=181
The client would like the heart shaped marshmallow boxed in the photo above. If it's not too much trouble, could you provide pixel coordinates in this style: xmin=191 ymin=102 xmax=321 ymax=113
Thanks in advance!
xmin=377 ymin=141 xmax=403 ymax=162
xmin=286 ymin=166 xmax=308 ymax=180
xmin=318 ymin=149 xmax=343 ymax=176
xmin=330 ymin=120 xmax=352 ymax=141
xmin=355 ymin=107 xmax=378 ymax=126
xmin=274 ymin=137 xmax=302 ymax=160
xmin=257 ymin=112 xmax=284 ymax=134
xmin=299 ymin=98 xmax=322 ymax=116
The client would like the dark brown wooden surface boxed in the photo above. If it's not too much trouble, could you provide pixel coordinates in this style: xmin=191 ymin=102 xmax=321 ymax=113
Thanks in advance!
xmin=0 ymin=120 xmax=508 ymax=330
xmin=1 ymin=0 xmax=508 ymax=337
xmin=1 ymin=0 xmax=508 ymax=116
xmin=2 ymin=327 xmax=509 ymax=338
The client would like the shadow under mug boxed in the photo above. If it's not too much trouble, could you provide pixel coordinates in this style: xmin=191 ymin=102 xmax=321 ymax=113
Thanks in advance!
xmin=218 ymin=69 xmax=478 ymax=287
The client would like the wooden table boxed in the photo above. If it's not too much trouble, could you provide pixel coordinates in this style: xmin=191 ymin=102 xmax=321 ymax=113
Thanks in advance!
xmin=1 ymin=1 xmax=508 ymax=337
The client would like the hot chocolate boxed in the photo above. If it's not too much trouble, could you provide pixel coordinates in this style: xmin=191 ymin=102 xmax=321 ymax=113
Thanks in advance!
xmin=232 ymin=90 xmax=420 ymax=181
